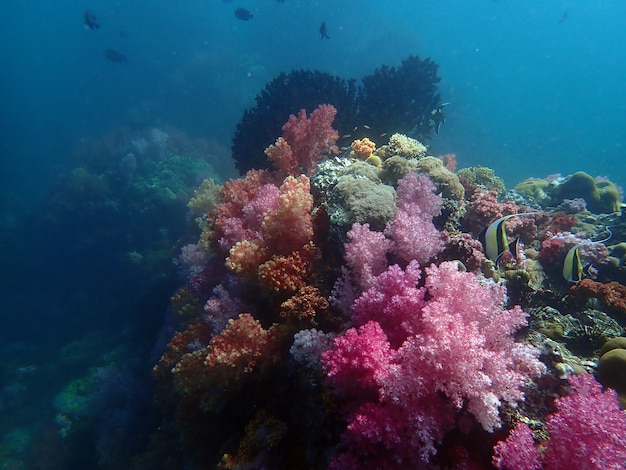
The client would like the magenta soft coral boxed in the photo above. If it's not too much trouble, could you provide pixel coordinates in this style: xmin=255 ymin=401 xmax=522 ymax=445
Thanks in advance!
xmin=493 ymin=373 xmax=626 ymax=470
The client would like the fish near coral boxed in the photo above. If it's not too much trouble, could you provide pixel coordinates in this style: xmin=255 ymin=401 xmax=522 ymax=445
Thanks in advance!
xmin=562 ymin=245 xmax=584 ymax=283
xmin=482 ymin=213 xmax=536 ymax=264
xmin=105 ymin=48 xmax=127 ymax=63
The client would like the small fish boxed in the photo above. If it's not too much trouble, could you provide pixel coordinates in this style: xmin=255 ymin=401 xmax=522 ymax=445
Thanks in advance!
xmin=84 ymin=10 xmax=100 ymax=30
xmin=482 ymin=213 xmax=535 ymax=264
xmin=558 ymin=11 xmax=568 ymax=24
xmin=563 ymin=245 xmax=584 ymax=283
xmin=562 ymin=228 xmax=611 ymax=282
xmin=105 ymin=48 xmax=128 ymax=63
xmin=235 ymin=7 xmax=253 ymax=20
xmin=320 ymin=22 xmax=329 ymax=39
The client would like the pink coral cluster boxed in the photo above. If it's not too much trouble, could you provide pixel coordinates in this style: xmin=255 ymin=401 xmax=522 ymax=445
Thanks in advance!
xmin=385 ymin=172 xmax=445 ymax=265
xmin=265 ymin=104 xmax=339 ymax=177
xmin=493 ymin=373 xmax=626 ymax=470
xmin=322 ymin=260 xmax=545 ymax=467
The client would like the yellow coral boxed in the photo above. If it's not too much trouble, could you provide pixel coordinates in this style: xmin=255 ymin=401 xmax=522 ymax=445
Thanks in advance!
xmin=187 ymin=178 xmax=221 ymax=216
xmin=387 ymin=133 xmax=427 ymax=159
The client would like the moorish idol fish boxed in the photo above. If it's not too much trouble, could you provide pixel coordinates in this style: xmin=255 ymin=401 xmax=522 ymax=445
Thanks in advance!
xmin=562 ymin=244 xmax=584 ymax=283
xmin=562 ymin=228 xmax=612 ymax=283
xmin=483 ymin=213 xmax=535 ymax=265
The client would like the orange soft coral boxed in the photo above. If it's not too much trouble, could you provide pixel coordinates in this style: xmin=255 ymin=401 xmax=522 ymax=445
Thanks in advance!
xmin=226 ymin=239 xmax=268 ymax=277
xmin=258 ymin=242 xmax=321 ymax=292
xmin=351 ymin=138 xmax=377 ymax=159
xmin=280 ymin=284 xmax=329 ymax=322
xmin=262 ymin=175 xmax=314 ymax=255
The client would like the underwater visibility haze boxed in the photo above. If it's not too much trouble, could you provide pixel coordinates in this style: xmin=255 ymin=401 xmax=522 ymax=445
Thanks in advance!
xmin=1 ymin=0 xmax=626 ymax=468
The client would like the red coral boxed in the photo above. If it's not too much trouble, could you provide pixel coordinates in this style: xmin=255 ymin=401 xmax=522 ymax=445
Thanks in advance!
xmin=463 ymin=190 xmax=521 ymax=235
xmin=265 ymin=104 xmax=339 ymax=177
xmin=569 ymin=279 xmax=626 ymax=316
xmin=548 ymin=212 xmax=578 ymax=234
xmin=538 ymin=236 xmax=567 ymax=266
xmin=440 ymin=231 xmax=486 ymax=272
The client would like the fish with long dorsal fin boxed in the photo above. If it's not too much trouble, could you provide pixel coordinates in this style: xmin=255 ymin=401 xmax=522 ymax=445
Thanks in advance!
xmin=562 ymin=228 xmax=612 ymax=282
xmin=482 ymin=213 xmax=537 ymax=265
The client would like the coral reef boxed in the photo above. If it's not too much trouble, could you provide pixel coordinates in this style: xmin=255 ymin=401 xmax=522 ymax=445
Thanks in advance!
xmin=147 ymin=112 xmax=626 ymax=469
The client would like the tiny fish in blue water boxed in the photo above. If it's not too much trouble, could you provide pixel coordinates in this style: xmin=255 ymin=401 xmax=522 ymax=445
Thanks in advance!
xmin=320 ymin=22 xmax=329 ymax=39
xmin=84 ymin=10 xmax=99 ymax=30
xmin=235 ymin=8 xmax=253 ymax=21
xmin=105 ymin=48 xmax=128 ymax=63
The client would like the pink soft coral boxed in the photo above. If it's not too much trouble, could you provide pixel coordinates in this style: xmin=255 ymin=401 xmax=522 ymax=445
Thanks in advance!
xmin=322 ymin=321 xmax=395 ymax=403
xmin=493 ymin=373 xmax=626 ymax=470
xmin=265 ymin=104 xmax=339 ymax=177
xmin=324 ymin=261 xmax=545 ymax=466
xmin=351 ymin=260 xmax=425 ymax=348
xmin=385 ymin=173 xmax=445 ymax=265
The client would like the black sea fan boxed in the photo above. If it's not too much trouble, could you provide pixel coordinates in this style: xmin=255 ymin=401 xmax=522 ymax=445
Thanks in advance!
xmin=231 ymin=70 xmax=357 ymax=174
xmin=357 ymin=55 xmax=443 ymax=141
xmin=231 ymin=55 xmax=444 ymax=175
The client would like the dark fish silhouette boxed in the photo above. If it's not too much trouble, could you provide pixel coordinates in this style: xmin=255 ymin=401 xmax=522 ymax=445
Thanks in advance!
xmin=558 ymin=11 xmax=568 ymax=23
xmin=320 ymin=22 xmax=329 ymax=39
xmin=105 ymin=48 xmax=128 ymax=63
xmin=84 ymin=10 xmax=99 ymax=30
xmin=235 ymin=8 xmax=253 ymax=20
